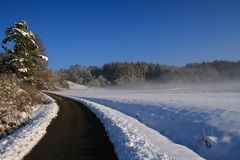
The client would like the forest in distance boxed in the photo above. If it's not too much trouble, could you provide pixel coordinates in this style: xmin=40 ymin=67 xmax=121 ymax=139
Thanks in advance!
xmin=60 ymin=60 xmax=240 ymax=87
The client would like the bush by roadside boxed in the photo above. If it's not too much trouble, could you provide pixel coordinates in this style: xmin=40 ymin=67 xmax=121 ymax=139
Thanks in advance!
xmin=0 ymin=74 xmax=42 ymax=138
xmin=44 ymin=71 xmax=69 ymax=91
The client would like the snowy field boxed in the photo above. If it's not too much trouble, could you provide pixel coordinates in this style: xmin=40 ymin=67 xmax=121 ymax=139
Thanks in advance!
xmin=0 ymin=95 xmax=59 ymax=160
xmin=67 ymin=97 xmax=203 ymax=160
xmin=57 ymin=82 xmax=240 ymax=160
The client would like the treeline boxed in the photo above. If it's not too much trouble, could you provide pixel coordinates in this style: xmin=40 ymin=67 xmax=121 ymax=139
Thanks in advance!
xmin=61 ymin=60 xmax=240 ymax=86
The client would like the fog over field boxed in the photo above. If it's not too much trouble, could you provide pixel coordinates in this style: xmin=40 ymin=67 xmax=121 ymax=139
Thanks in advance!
xmin=102 ymin=81 xmax=240 ymax=93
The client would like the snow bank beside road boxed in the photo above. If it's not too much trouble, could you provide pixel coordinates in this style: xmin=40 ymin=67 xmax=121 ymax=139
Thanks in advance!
xmin=69 ymin=97 xmax=204 ymax=160
xmin=87 ymin=97 xmax=240 ymax=159
xmin=57 ymin=86 xmax=240 ymax=160
xmin=0 ymin=95 xmax=59 ymax=160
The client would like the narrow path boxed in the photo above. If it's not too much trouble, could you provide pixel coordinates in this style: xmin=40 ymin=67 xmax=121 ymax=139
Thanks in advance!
xmin=24 ymin=93 xmax=118 ymax=160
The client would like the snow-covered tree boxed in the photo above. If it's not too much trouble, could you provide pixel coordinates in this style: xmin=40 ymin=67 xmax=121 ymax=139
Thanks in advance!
xmin=1 ymin=20 xmax=48 ymax=80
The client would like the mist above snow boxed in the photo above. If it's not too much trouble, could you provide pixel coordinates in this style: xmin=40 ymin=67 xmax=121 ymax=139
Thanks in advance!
xmin=102 ymin=81 xmax=240 ymax=93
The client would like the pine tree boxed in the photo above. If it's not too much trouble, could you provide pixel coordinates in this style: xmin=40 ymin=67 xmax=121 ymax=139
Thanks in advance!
xmin=1 ymin=20 xmax=48 ymax=81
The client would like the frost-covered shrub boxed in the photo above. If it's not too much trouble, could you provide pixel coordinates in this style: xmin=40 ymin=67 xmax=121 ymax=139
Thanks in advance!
xmin=0 ymin=74 xmax=42 ymax=137
xmin=44 ymin=71 xmax=69 ymax=91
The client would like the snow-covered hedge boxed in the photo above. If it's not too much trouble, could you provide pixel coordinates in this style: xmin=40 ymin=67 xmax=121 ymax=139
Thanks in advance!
xmin=0 ymin=94 xmax=59 ymax=160
xmin=0 ymin=74 xmax=42 ymax=138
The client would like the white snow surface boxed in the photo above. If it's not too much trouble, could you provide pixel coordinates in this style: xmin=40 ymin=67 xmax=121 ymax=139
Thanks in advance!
xmin=57 ymin=82 xmax=240 ymax=160
xmin=38 ymin=55 xmax=48 ymax=61
xmin=66 ymin=96 xmax=204 ymax=160
xmin=0 ymin=95 xmax=59 ymax=160
xmin=67 ymin=81 xmax=88 ymax=90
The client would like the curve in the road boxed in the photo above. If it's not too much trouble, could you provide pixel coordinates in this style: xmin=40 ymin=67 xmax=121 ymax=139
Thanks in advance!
xmin=24 ymin=93 xmax=118 ymax=160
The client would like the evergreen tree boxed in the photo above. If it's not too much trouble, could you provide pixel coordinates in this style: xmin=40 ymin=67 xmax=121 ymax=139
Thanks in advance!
xmin=1 ymin=20 xmax=48 ymax=81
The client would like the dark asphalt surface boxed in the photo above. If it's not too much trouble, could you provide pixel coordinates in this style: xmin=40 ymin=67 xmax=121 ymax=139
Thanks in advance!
xmin=24 ymin=93 xmax=118 ymax=160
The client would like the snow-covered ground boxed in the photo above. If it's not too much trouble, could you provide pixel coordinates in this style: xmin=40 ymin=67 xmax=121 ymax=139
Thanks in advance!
xmin=0 ymin=95 xmax=59 ymax=160
xmin=67 ymin=81 xmax=88 ymax=90
xmin=68 ymin=97 xmax=204 ymax=160
xmin=57 ymin=82 xmax=240 ymax=160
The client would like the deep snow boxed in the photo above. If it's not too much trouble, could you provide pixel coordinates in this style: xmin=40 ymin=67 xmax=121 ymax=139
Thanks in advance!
xmin=67 ymin=96 xmax=204 ymax=160
xmin=0 ymin=95 xmax=59 ymax=160
xmin=57 ymin=82 xmax=240 ymax=160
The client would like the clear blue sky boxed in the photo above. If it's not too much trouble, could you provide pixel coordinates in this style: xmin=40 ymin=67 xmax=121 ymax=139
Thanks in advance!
xmin=1 ymin=0 xmax=240 ymax=69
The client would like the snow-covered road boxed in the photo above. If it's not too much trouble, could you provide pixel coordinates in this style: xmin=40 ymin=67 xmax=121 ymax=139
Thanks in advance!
xmin=24 ymin=93 xmax=117 ymax=160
